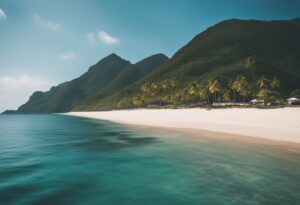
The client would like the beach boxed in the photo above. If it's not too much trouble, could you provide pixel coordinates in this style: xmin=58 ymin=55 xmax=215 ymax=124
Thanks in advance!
xmin=65 ymin=108 xmax=300 ymax=144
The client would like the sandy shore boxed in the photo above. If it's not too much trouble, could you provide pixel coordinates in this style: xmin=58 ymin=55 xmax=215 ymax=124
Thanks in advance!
xmin=65 ymin=108 xmax=300 ymax=144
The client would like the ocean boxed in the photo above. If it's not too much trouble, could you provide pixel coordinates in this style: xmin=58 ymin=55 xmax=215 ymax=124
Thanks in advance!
xmin=0 ymin=114 xmax=300 ymax=205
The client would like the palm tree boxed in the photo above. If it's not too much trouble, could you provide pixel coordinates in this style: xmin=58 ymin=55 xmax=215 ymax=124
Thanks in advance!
xmin=270 ymin=76 xmax=280 ymax=89
xmin=257 ymin=89 xmax=268 ymax=106
xmin=208 ymin=79 xmax=220 ymax=103
xmin=231 ymin=80 xmax=239 ymax=102
xmin=169 ymin=79 xmax=176 ymax=88
xmin=176 ymin=89 xmax=186 ymax=105
xmin=141 ymin=83 xmax=151 ymax=106
xmin=199 ymin=85 xmax=209 ymax=105
xmin=132 ymin=96 xmax=143 ymax=108
xmin=159 ymin=80 xmax=168 ymax=105
xmin=222 ymin=89 xmax=231 ymax=102
xmin=231 ymin=76 xmax=242 ymax=102
xmin=160 ymin=80 xmax=168 ymax=90
xmin=208 ymin=80 xmax=214 ymax=102
xmin=187 ymin=81 xmax=200 ymax=103
xmin=257 ymin=75 xmax=268 ymax=89
xmin=172 ymin=89 xmax=187 ymax=105
xmin=159 ymin=79 xmax=176 ymax=103
xmin=150 ymin=82 xmax=159 ymax=105
xmin=245 ymin=56 xmax=256 ymax=81
xmin=141 ymin=83 xmax=150 ymax=92
xmin=231 ymin=81 xmax=238 ymax=102
xmin=231 ymin=75 xmax=250 ymax=103
xmin=164 ymin=78 xmax=175 ymax=90
xmin=156 ymin=79 xmax=177 ymax=106
xmin=171 ymin=90 xmax=181 ymax=106
xmin=199 ymin=88 xmax=207 ymax=104
xmin=216 ymin=82 xmax=221 ymax=103
xmin=162 ymin=94 xmax=172 ymax=104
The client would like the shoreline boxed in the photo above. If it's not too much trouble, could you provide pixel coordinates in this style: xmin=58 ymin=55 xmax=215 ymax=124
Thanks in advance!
xmin=64 ymin=107 xmax=300 ymax=144
xmin=130 ymin=125 xmax=300 ymax=153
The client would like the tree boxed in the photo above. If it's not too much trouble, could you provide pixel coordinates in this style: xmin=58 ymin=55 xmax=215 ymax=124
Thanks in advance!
xmin=178 ymin=88 xmax=191 ymax=105
xmin=257 ymin=75 xmax=268 ymax=89
xmin=132 ymin=96 xmax=143 ymax=108
xmin=229 ymin=80 xmax=237 ymax=102
xmin=187 ymin=81 xmax=200 ymax=103
xmin=141 ymin=83 xmax=151 ymax=106
xmin=117 ymin=100 xmax=129 ymax=109
xmin=231 ymin=75 xmax=248 ymax=102
xmin=162 ymin=94 xmax=172 ymax=104
xmin=150 ymin=82 xmax=160 ymax=105
xmin=270 ymin=76 xmax=280 ymax=89
xmin=169 ymin=79 xmax=176 ymax=88
xmin=222 ymin=89 xmax=231 ymax=102
xmin=159 ymin=79 xmax=177 ymax=105
xmin=208 ymin=79 xmax=220 ymax=103
xmin=172 ymin=91 xmax=180 ymax=106
xmin=173 ymin=89 xmax=185 ymax=106
xmin=257 ymin=89 xmax=268 ymax=106
xmin=141 ymin=82 xmax=150 ymax=92
xmin=245 ymin=56 xmax=256 ymax=81
xmin=160 ymin=80 xmax=168 ymax=90
xmin=199 ymin=85 xmax=210 ymax=105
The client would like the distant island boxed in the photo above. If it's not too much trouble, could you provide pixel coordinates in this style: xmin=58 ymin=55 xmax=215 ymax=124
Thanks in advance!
xmin=3 ymin=18 xmax=300 ymax=114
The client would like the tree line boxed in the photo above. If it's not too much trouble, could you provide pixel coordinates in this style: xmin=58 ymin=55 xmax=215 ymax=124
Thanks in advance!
xmin=132 ymin=56 xmax=282 ymax=108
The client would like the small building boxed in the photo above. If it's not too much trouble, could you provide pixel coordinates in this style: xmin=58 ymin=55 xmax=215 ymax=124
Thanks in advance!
xmin=250 ymin=99 xmax=264 ymax=105
xmin=287 ymin=97 xmax=300 ymax=105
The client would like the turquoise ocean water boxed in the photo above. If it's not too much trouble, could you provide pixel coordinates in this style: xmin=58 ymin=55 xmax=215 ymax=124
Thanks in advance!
xmin=0 ymin=114 xmax=300 ymax=205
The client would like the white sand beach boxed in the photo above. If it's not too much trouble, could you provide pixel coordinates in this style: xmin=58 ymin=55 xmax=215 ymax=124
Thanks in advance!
xmin=65 ymin=108 xmax=300 ymax=144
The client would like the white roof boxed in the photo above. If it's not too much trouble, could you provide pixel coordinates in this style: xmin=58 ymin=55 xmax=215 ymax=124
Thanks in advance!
xmin=287 ymin=97 xmax=300 ymax=101
xmin=251 ymin=99 xmax=263 ymax=103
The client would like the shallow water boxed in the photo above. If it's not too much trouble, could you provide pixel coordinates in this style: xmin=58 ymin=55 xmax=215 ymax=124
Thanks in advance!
xmin=0 ymin=114 xmax=300 ymax=205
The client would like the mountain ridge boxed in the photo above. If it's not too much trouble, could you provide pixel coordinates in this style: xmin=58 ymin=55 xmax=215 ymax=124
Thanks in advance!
xmin=15 ymin=53 xmax=168 ymax=113
xmin=4 ymin=17 xmax=300 ymax=113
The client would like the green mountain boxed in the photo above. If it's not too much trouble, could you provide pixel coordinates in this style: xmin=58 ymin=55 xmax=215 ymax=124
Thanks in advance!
xmin=75 ymin=54 xmax=168 ymax=110
xmin=16 ymin=53 xmax=168 ymax=113
xmin=80 ymin=18 xmax=300 ymax=110
xmin=8 ymin=18 xmax=300 ymax=113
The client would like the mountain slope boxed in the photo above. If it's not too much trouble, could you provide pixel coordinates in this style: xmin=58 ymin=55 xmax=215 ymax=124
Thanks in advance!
xmin=82 ymin=18 xmax=300 ymax=110
xmin=75 ymin=54 xmax=168 ymax=110
xmin=17 ymin=53 xmax=168 ymax=113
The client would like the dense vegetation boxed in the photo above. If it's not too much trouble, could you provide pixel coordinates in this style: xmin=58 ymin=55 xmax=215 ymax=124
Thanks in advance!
xmin=78 ymin=18 xmax=300 ymax=110
xmin=131 ymin=57 xmax=283 ymax=108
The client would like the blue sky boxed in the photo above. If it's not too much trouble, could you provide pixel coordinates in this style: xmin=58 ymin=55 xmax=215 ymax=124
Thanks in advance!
xmin=0 ymin=0 xmax=300 ymax=111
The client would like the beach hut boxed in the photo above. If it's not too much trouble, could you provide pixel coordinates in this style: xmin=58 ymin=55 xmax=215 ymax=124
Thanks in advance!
xmin=287 ymin=97 xmax=300 ymax=105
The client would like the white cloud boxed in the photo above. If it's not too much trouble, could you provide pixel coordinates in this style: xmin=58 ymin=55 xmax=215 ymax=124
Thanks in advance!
xmin=0 ymin=8 xmax=6 ymax=20
xmin=60 ymin=51 xmax=75 ymax=61
xmin=86 ymin=33 xmax=96 ymax=44
xmin=98 ymin=30 xmax=120 ymax=45
xmin=33 ymin=14 xmax=61 ymax=31
xmin=0 ymin=75 xmax=51 ymax=112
